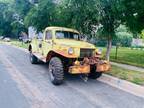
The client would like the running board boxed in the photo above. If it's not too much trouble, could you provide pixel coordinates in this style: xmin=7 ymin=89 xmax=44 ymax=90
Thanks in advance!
xmin=33 ymin=52 xmax=46 ymax=63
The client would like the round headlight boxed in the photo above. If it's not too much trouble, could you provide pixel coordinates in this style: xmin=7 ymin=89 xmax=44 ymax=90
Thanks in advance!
xmin=68 ymin=48 xmax=74 ymax=55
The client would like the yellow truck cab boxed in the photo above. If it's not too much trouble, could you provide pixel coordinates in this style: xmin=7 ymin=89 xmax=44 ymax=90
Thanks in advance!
xmin=28 ymin=27 xmax=111 ymax=85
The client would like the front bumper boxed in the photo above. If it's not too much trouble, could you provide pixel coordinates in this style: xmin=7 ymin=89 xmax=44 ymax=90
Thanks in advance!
xmin=68 ymin=61 xmax=111 ymax=74
xmin=69 ymin=65 xmax=90 ymax=74
xmin=96 ymin=61 xmax=111 ymax=72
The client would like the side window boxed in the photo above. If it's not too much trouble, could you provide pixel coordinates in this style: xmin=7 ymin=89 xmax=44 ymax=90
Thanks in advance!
xmin=45 ymin=31 xmax=52 ymax=40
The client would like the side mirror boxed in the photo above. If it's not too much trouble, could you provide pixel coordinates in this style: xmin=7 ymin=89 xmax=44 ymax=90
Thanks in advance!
xmin=79 ymin=34 xmax=87 ymax=41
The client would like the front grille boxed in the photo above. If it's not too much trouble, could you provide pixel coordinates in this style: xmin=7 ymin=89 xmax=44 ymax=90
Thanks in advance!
xmin=80 ymin=48 xmax=94 ymax=58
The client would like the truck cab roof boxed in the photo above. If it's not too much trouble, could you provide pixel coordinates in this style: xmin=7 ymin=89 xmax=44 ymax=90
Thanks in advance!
xmin=45 ymin=26 xmax=80 ymax=34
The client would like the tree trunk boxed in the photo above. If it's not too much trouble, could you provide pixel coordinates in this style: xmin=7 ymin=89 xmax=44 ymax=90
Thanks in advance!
xmin=105 ymin=36 xmax=112 ymax=61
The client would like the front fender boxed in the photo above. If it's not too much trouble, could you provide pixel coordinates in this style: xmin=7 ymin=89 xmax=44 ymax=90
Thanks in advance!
xmin=54 ymin=50 xmax=77 ymax=58
xmin=46 ymin=50 xmax=78 ymax=62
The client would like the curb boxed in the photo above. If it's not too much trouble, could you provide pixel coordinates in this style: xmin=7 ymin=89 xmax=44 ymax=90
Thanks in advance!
xmin=98 ymin=74 xmax=144 ymax=98
xmin=3 ymin=43 xmax=144 ymax=99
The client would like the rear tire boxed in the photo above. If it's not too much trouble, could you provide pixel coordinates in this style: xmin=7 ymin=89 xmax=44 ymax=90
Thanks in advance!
xmin=48 ymin=57 xmax=64 ymax=85
xmin=30 ymin=53 xmax=38 ymax=64
xmin=89 ymin=65 xmax=102 ymax=79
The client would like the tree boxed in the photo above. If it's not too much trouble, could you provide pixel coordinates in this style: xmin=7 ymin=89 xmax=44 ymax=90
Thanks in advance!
xmin=115 ymin=25 xmax=133 ymax=47
xmin=123 ymin=0 xmax=144 ymax=33
xmin=24 ymin=0 xmax=56 ymax=31
xmin=0 ymin=3 xmax=7 ymax=35
xmin=0 ymin=2 xmax=14 ymax=36
xmin=141 ymin=30 xmax=144 ymax=39
xmin=11 ymin=21 xmax=26 ymax=38
xmin=13 ymin=0 xmax=32 ymax=35
xmin=57 ymin=0 xmax=100 ymax=35
xmin=14 ymin=0 xmax=32 ymax=17
xmin=0 ymin=0 xmax=31 ymax=37
xmin=97 ymin=0 xmax=124 ymax=61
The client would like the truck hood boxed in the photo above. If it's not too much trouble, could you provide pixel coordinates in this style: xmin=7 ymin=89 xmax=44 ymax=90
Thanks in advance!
xmin=54 ymin=39 xmax=96 ymax=49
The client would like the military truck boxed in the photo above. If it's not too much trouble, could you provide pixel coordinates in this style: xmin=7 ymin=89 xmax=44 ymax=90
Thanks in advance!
xmin=28 ymin=27 xmax=111 ymax=85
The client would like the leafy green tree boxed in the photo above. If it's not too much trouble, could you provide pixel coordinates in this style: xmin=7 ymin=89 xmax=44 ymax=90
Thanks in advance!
xmin=12 ymin=0 xmax=32 ymax=36
xmin=123 ymin=0 xmax=144 ymax=33
xmin=0 ymin=0 xmax=30 ymax=37
xmin=115 ymin=25 xmax=133 ymax=47
xmin=14 ymin=0 xmax=32 ymax=17
xmin=0 ymin=3 xmax=6 ymax=35
xmin=141 ymin=30 xmax=144 ymax=39
xmin=58 ymin=0 xmax=100 ymax=35
xmin=97 ymin=0 xmax=124 ymax=61
xmin=0 ymin=2 xmax=14 ymax=36
xmin=24 ymin=0 xmax=56 ymax=31
xmin=11 ymin=21 xmax=26 ymax=38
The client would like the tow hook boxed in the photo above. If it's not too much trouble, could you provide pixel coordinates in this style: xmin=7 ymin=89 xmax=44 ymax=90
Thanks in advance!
xmin=80 ymin=74 xmax=88 ymax=82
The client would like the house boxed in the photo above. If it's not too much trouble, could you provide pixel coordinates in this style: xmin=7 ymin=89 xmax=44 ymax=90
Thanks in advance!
xmin=131 ymin=38 xmax=144 ymax=47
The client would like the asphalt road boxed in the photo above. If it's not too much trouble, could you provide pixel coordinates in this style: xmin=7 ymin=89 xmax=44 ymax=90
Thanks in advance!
xmin=0 ymin=44 xmax=144 ymax=108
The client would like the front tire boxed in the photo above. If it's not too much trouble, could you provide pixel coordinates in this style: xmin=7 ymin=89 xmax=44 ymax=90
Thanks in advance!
xmin=48 ymin=57 xmax=64 ymax=85
xmin=89 ymin=65 xmax=102 ymax=79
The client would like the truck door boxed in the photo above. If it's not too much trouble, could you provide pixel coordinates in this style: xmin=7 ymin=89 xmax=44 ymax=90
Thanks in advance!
xmin=42 ymin=30 xmax=53 ymax=57
xmin=37 ymin=34 xmax=43 ymax=54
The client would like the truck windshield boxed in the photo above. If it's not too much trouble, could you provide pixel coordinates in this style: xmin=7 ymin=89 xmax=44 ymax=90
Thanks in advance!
xmin=56 ymin=31 xmax=79 ymax=40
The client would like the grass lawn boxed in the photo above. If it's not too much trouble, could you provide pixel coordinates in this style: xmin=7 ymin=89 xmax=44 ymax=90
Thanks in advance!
xmin=102 ymin=47 xmax=144 ymax=68
xmin=10 ymin=39 xmax=28 ymax=49
xmin=0 ymin=39 xmax=28 ymax=49
xmin=107 ymin=65 xmax=144 ymax=86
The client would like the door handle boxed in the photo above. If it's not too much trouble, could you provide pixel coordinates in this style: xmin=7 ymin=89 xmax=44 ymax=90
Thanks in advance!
xmin=39 ymin=43 xmax=42 ymax=48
